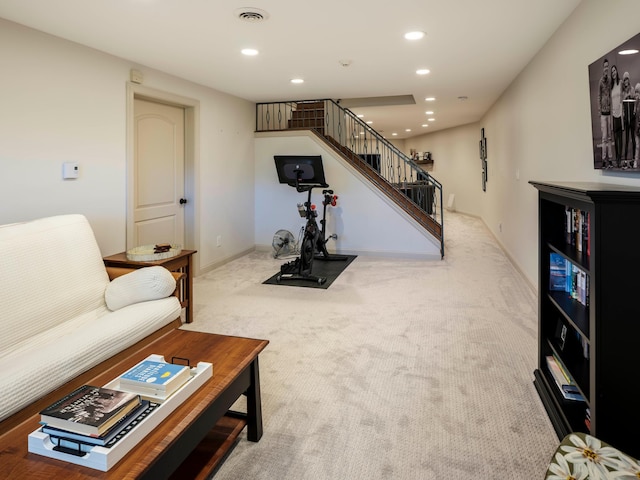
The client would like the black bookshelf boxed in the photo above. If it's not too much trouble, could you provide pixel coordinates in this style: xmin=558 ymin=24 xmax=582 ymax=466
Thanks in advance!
xmin=530 ymin=181 xmax=640 ymax=457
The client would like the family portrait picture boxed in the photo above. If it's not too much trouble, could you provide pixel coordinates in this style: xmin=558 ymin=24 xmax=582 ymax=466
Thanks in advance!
xmin=589 ymin=32 xmax=640 ymax=171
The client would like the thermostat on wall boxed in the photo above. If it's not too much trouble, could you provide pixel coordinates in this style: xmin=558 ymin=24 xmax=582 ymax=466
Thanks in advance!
xmin=63 ymin=162 xmax=79 ymax=179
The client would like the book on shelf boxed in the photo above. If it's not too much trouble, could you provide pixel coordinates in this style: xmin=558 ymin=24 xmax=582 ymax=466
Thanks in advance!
xmin=573 ymin=208 xmax=582 ymax=252
xmin=118 ymin=358 xmax=190 ymax=400
xmin=41 ymin=400 xmax=155 ymax=448
xmin=549 ymin=253 xmax=568 ymax=291
xmin=554 ymin=320 xmax=568 ymax=351
xmin=548 ymin=253 xmax=590 ymax=307
xmin=570 ymin=265 xmax=589 ymax=306
xmin=545 ymin=355 xmax=585 ymax=402
xmin=564 ymin=206 xmax=590 ymax=254
xmin=39 ymin=385 xmax=141 ymax=437
xmin=581 ymin=335 xmax=589 ymax=359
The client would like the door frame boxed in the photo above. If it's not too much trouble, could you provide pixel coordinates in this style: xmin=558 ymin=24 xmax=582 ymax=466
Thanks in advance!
xmin=126 ymin=82 xmax=200 ymax=274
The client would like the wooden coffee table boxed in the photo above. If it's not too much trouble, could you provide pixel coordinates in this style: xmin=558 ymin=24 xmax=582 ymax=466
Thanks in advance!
xmin=0 ymin=329 xmax=268 ymax=479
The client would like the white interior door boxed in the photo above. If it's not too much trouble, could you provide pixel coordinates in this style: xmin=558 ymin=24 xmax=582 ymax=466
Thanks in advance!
xmin=133 ymin=98 xmax=185 ymax=247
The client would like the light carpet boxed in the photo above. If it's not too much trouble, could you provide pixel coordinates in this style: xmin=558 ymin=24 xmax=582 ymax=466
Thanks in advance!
xmin=181 ymin=212 xmax=558 ymax=479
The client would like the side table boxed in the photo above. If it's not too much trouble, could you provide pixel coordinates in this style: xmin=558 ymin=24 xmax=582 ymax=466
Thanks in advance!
xmin=103 ymin=249 xmax=197 ymax=323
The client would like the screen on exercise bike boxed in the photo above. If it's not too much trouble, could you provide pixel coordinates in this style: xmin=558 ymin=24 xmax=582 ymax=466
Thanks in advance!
xmin=274 ymin=155 xmax=328 ymax=188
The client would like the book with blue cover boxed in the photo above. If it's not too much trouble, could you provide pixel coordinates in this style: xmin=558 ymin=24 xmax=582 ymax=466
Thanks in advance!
xmin=549 ymin=253 xmax=567 ymax=291
xmin=119 ymin=360 xmax=190 ymax=392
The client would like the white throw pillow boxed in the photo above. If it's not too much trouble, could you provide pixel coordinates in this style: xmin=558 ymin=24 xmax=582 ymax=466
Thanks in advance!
xmin=105 ymin=266 xmax=176 ymax=311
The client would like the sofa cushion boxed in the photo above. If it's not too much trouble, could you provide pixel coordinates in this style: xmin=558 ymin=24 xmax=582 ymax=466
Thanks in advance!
xmin=0 ymin=215 xmax=109 ymax=353
xmin=0 ymin=296 xmax=181 ymax=422
xmin=105 ymin=266 xmax=177 ymax=311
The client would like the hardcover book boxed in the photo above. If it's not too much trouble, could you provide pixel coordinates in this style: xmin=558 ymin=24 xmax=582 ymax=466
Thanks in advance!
xmin=41 ymin=400 xmax=153 ymax=447
xmin=39 ymin=385 xmax=141 ymax=437
xmin=120 ymin=360 xmax=190 ymax=392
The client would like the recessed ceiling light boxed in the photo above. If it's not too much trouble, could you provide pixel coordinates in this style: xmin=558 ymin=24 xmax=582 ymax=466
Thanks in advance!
xmin=428 ymin=118 xmax=435 ymax=122
xmin=392 ymin=133 xmax=398 ymax=136
xmin=290 ymin=78 xmax=304 ymax=84
xmin=422 ymin=124 xmax=429 ymax=127
xmin=619 ymin=49 xmax=639 ymax=55
xmin=425 ymin=111 xmax=434 ymax=115
xmin=404 ymin=31 xmax=425 ymax=40
xmin=357 ymin=114 xmax=364 ymax=118
xmin=405 ymin=129 xmax=411 ymax=132
xmin=241 ymin=48 xmax=259 ymax=56
xmin=416 ymin=69 xmax=430 ymax=75
xmin=425 ymin=97 xmax=436 ymax=102
xmin=366 ymin=121 xmax=373 ymax=124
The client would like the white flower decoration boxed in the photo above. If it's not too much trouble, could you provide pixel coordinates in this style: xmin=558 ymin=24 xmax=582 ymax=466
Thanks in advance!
xmin=547 ymin=451 xmax=589 ymax=480
xmin=608 ymin=449 xmax=640 ymax=479
xmin=560 ymin=434 xmax=621 ymax=479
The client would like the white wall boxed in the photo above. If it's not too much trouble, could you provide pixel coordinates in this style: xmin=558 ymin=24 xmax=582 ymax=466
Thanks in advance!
xmin=255 ymin=132 xmax=441 ymax=259
xmin=405 ymin=123 xmax=481 ymax=217
xmin=6 ymin=0 xmax=640 ymax=282
xmin=405 ymin=0 xmax=640 ymax=287
xmin=0 ymin=19 xmax=255 ymax=272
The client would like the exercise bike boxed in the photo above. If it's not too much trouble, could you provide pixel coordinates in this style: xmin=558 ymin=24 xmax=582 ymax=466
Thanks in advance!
xmin=273 ymin=155 xmax=346 ymax=284
xmin=275 ymin=183 xmax=332 ymax=284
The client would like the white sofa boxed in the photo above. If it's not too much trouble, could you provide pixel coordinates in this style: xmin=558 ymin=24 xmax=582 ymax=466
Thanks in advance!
xmin=0 ymin=214 xmax=182 ymax=425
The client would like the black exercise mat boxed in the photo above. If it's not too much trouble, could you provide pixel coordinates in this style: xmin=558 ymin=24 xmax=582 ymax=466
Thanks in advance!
xmin=263 ymin=255 xmax=357 ymax=289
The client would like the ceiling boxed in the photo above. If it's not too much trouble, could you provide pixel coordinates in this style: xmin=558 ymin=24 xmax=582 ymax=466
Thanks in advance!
xmin=0 ymin=0 xmax=581 ymax=139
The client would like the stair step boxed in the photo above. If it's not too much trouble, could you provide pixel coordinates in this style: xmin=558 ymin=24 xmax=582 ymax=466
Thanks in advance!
xmin=288 ymin=119 xmax=325 ymax=129
xmin=291 ymin=110 xmax=325 ymax=120
xmin=295 ymin=101 xmax=325 ymax=110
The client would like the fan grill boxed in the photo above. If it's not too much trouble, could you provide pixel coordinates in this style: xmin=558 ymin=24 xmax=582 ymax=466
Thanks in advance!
xmin=272 ymin=229 xmax=297 ymax=258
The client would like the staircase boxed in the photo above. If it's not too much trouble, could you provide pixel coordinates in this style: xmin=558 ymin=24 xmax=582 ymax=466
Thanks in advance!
xmin=287 ymin=101 xmax=325 ymax=134
xmin=321 ymin=134 xmax=441 ymax=237
xmin=256 ymin=99 xmax=444 ymax=257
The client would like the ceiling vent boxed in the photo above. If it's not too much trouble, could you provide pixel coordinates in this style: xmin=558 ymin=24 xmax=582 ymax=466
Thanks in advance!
xmin=235 ymin=8 xmax=270 ymax=22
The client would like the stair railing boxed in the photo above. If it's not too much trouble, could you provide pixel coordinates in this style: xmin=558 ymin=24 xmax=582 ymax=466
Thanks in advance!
xmin=256 ymin=99 xmax=444 ymax=257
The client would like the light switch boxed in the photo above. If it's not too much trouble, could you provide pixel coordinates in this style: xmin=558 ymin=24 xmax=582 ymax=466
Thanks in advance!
xmin=63 ymin=162 xmax=79 ymax=179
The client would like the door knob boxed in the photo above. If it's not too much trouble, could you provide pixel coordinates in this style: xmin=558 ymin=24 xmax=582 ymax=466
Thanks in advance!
xmin=180 ymin=198 xmax=188 ymax=205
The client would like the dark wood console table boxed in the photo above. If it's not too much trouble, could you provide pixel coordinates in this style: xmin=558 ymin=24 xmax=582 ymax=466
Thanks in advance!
xmin=103 ymin=249 xmax=197 ymax=323
xmin=0 ymin=329 xmax=268 ymax=479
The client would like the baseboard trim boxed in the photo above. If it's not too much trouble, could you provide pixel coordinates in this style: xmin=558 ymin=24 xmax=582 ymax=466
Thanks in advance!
xmin=255 ymin=243 xmax=440 ymax=261
xmin=198 ymin=247 xmax=256 ymax=276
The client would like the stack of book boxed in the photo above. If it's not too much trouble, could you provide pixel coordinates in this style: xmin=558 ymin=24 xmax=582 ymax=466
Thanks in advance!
xmin=564 ymin=206 xmax=590 ymax=255
xmin=37 ymin=359 xmax=191 ymax=453
xmin=29 ymin=357 xmax=212 ymax=471
xmin=39 ymin=385 xmax=153 ymax=451
xmin=545 ymin=355 xmax=585 ymax=402
xmin=549 ymin=253 xmax=589 ymax=307
xmin=117 ymin=359 xmax=191 ymax=402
